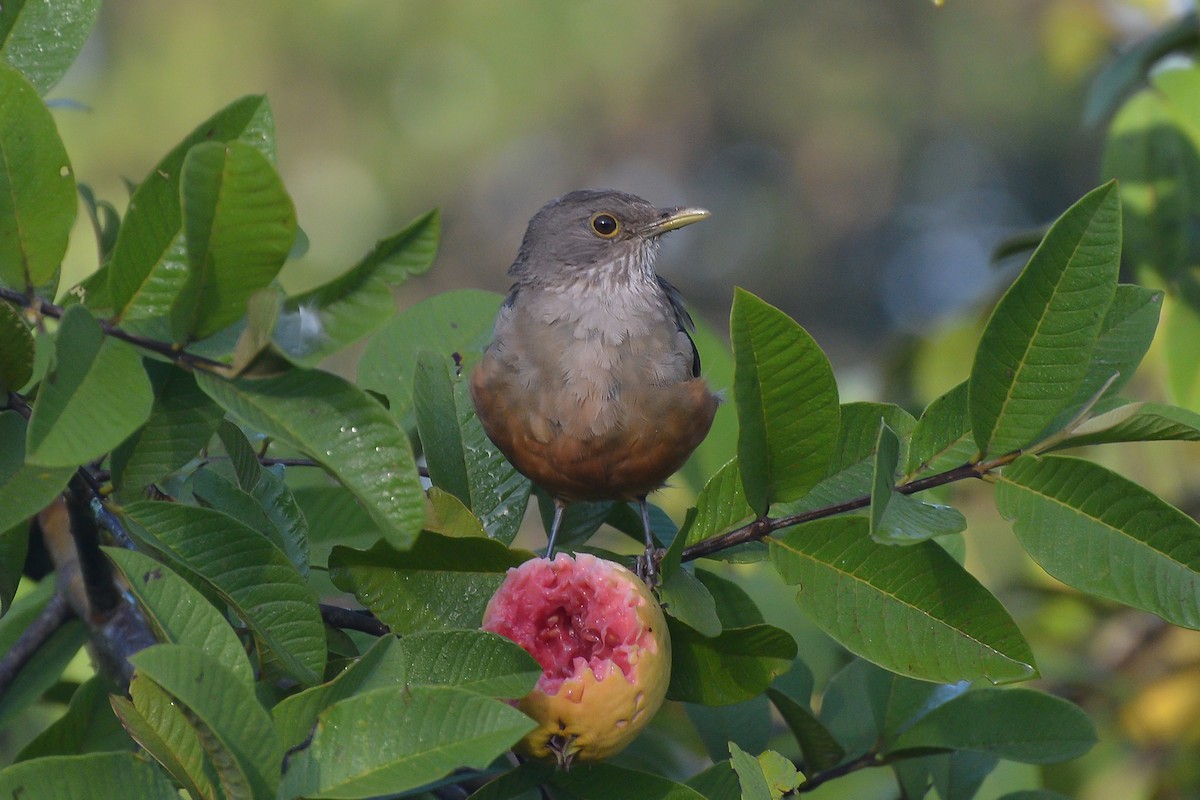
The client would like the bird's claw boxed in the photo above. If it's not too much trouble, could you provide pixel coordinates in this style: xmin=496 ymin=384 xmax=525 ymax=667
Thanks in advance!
xmin=636 ymin=546 xmax=663 ymax=589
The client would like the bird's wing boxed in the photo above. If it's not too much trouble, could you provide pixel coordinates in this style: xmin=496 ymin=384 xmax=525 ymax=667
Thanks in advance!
xmin=656 ymin=276 xmax=702 ymax=378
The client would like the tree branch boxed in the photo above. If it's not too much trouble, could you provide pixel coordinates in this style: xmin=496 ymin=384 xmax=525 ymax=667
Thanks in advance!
xmin=0 ymin=286 xmax=226 ymax=370
xmin=681 ymin=461 xmax=990 ymax=562
xmin=0 ymin=591 xmax=73 ymax=698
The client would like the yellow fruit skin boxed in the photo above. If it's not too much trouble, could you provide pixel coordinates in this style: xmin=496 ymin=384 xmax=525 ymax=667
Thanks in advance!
xmin=482 ymin=554 xmax=671 ymax=765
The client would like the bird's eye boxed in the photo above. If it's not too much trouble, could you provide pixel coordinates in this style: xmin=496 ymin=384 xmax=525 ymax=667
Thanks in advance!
xmin=590 ymin=213 xmax=619 ymax=238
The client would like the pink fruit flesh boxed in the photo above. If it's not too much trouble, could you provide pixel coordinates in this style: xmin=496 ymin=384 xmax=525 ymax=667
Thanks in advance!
xmin=482 ymin=553 xmax=656 ymax=694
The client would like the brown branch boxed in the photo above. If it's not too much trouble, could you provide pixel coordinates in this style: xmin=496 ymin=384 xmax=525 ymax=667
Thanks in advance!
xmin=0 ymin=592 xmax=74 ymax=698
xmin=0 ymin=285 xmax=226 ymax=370
xmin=320 ymin=604 xmax=391 ymax=637
xmin=681 ymin=461 xmax=990 ymax=562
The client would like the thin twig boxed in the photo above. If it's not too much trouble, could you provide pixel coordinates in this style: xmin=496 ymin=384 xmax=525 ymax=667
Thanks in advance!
xmin=0 ymin=286 xmax=226 ymax=370
xmin=0 ymin=592 xmax=73 ymax=697
xmin=797 ymin=750 xmax=887 ymax=793
xmin=320 ymin=604 xmax=391 ymax=637
xmin=681 ymin=461 xmax=989 ymax=562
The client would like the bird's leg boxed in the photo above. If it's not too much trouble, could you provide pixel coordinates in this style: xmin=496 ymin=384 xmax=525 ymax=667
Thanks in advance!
xmin=635 ymin=496 xmax=660 ymax=586
xmin=545 ymin=499 xmax=567 ymax=558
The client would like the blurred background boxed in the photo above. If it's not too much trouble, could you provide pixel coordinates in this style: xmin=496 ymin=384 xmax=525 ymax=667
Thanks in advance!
xmin=42 ymin=1 xmax=1200 ymax=797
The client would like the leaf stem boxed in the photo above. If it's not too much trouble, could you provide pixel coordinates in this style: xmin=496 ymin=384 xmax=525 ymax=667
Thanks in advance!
xmin=0 ymin=286 xmax=227 ymax=370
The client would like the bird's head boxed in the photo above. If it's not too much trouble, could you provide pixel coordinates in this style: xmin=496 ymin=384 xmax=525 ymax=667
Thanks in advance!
xmin=508 ymin=189 xmax=709 ymax=285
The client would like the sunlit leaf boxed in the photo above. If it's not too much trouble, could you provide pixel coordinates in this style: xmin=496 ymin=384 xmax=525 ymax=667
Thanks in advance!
xmin=970 ymin=182 xmax=1121 ymax=457
xmin=0 ymin=752 xmax=175 ymax=800
xmin=0 ymin=62 xmax=75 ymax=290
xmin=769 ymin=517 xmax=1036 ymax=684
xmin=0 ymin=0 xmax=100 ymax=94
xmin=996 ymin=455 xmax=1200 ymax=629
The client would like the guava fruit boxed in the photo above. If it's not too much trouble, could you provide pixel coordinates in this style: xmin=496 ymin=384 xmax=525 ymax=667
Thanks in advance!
xmin=481 ymin=552 xmax=671 ymax=767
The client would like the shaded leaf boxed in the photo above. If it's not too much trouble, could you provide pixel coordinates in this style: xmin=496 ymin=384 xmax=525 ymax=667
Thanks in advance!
xmin=766 ymin=687 xmax=844 ymax=773
xmin=329 ymin=533 xmax=527 ymax=633
xmin=0 ymin=752 xmax=175 ymax=800
xmin=996 ymin=455 xmax=1200 ymax=629
xmin=906 ymin=381 xmax=976 ymax=479
xmin=728 ymin=742 xmax=772 ymax=800
xmin=660 ymin=566 xmax=721 ymax=638
xmin=196 ymin=368 xmax=423 ymax=551
xmin=0 ymin=299 xmax=33 ymax=392
xmin=730 ymin=289 xmax=840 ymax=514
xmin=1085 ymin=11 xmax=1199 ymax=125
xmin=275 ymin=209 xmax=440 ymax=365
xmin=15 ymin=675 xmax=130 ymax=761
xmin=0 ymin=410 xmax=73 ymax=533
xmin=277 ymin=685 xmax=532 ymax=800
xmin=769 ymin=517 xmax=1036 ymax=684
xmin=0 ymin=580 xmax=87 ymax=726
xmin=110 ymin=363 xmax=224 ymax=497
xmin=549 ymin=763 xmax=709 ymax=800
xmin=191 ymin=466 xmax=309 ymax=576
xmin=687 ymin=696 xmax=771 ymax=763
xmin=1051 ymin=401 xmax=1200 ymax=449
xmin=105 ymin=547 xmax=255 ymax=685
xmin=26 ymin=305 xmax=153 ymax=467
xmin=0 ymin=62 xmax=75 ymax=290
xmin=667 ymin=618 xmax=796 ymax=705
xmin=129 ymin=644 xmax=280 ymax=798
xmin=888 ymin=688 xmax=1097 ymax=764
xmin=870 ymin=423 xmax=966 ymax=545
xmin=970 ymin=182 xmax=1121 ymax=457
xmin=679 ymin=458 xmax=755 ymax=549
xmin=121 ymin=501 xmax=325 ymax=684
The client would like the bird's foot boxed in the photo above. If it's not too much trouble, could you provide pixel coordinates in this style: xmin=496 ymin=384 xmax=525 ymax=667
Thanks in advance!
xmin=635 ymin=546 xmax=663 ymax=589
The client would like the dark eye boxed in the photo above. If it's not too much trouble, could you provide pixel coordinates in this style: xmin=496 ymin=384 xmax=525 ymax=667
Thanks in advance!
xmin=590 ymin=213 xmax=619 ymax=237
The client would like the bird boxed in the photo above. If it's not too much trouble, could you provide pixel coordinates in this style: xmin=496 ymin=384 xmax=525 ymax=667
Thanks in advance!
xmin=470 ymin=189 xmax=719 ymax=581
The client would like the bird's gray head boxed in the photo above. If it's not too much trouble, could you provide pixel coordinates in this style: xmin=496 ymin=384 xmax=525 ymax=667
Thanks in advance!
xmin=507 ymin=189 xmax=709 ymax=285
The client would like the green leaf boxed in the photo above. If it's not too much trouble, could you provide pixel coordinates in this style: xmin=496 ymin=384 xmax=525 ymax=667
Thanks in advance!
xmin=667 ymin=618 xmax=796 ymax=705
xmin=870 ymin=423 xmax=966 ymax=545
xmin=215 ymin=418 xmax=262 ymax=490
xmin=0 ymin=0 xmax=100 ymax=94
xmin=660 ymin=566 xmax=722 ymax=637
xmin=25 ymin=305 xmax=153 ymax=467
xmin=191 ymin=466 xmax=310 ymax=576
xmin=765 ymin=686 xmax=844 ymax=772
xmin=110 ymin=363 xmax=225 ymax=497
xmin=105 ymin=547 xmax=256 ymax=685
xmin=328 ymin=533 xmax=527 ymax=633
xmin=728 ymin=742 xmax=772 ymax=800
xmin=769 ymin=517 xmax=1036 ymax=684
xmin=0 ymin=521 xmax=27 ymax=614
xmin=679 ymin=458 xmax=755 ymax=549
xmin=358 ymin=288 xmax=503 ymax=432
xmin=0 ymin=62 xmax=75 ymax=290
xmin=15 ymin=675 xmax=130 ymax=761
xmin=686 ymin=761 xmax=741 ymax=800
xmin=730 ymin=289 xmax=840 ymax=514
xmin=906 ymin=381 xmax=976 ymax=478
xmin=549 ymin=763 xmax=709 ymax=800
xmin=0 ymin=752 xmax=175 ymax=800
xmin=996 ymin=455 xmax=1200 ymax=629
xmin=196 ymin=367 xmax=423 ymax=551
xmin=129 ymin=644 xmax=281 ymax=798
xmin=398 ymin=629 xmax=541 ymax=697
xmin=109 ymin=95 xmax=274 ymax=338
xmin=969 ymin=182 xmax=1121 ymax=457
xmin=0 ymin=299 xmax=33 ymax=392
xmin=1164 ymin=295 xmax=1200 ymax=409
xmin=829 ymin=402 xmax=916 ymax=474
xmin=0 ymin=410 xmax=73 ymax=532
xmin=1065 ymin=285 xmax=1162 ymax=408
xmin=121 ymin=501 xmax=326 ymax=684
xmin=110 ymin=679 xmax=221 ymax=800
xmin=687 ymin=696 xmax=771 ymax=763
xmin=888 ymin=688 xmax=1097 ymax=764
xmin=1051 ymin=401 xmax=1200 ymax=449
xmin=277 ymin=685 xmax=533 ymax=800
xmin=275 ymin=209 xmax=440 ymax=366
xmin=414 ymin=350 xmax=531 ymax=544
xmin=169 ymin=141 xmax=296 ymax=342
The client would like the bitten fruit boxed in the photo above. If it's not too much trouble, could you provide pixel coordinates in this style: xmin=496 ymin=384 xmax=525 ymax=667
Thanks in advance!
xmin=481 ymin=552 xmax=671 ymax=767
